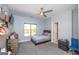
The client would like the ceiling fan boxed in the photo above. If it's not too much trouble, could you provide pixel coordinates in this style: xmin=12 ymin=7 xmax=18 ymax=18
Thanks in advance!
xmin=38 ymin=8 xmax=53 ymax=17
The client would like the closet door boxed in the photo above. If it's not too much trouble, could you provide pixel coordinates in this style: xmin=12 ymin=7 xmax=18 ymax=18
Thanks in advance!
xmin=53 ymin=22 xmax=58 ymax=44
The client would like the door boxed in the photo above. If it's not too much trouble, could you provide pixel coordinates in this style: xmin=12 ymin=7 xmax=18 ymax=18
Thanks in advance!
xmin=53 ymin=22 xmax=58 ymax=44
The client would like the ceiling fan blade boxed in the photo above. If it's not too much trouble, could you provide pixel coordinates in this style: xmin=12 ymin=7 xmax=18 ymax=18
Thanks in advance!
xmin=43 ymin=10 xmax=53 ymax=13
xmin=43 ymin=14 xmax=47 ymax=17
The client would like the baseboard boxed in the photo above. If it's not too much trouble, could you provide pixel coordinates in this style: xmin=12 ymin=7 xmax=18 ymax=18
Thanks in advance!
xmin=51 ymin=40 xmax=53 ymax=42
xmin=19 ymin=40 xmax=30 ymax=43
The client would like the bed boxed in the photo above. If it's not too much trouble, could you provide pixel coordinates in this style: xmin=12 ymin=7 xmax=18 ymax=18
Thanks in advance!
xmin=31 ymin=30 xmax=51 ymax=45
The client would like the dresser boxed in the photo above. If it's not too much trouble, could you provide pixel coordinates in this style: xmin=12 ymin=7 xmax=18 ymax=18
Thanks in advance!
xmin=58 ymin=39 xmax=69 ymax=52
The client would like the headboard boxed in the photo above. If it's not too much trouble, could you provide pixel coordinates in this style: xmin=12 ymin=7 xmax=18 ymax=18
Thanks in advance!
xmin=43 ymin=30 xmax=51 ymax=33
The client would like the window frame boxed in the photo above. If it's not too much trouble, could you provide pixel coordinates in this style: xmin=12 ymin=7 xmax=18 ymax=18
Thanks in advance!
xmin=24 ymin=23 xmax=37 ymax=37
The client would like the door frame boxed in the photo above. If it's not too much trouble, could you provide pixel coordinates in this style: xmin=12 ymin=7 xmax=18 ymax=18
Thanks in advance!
xmin=53 ymin=22 xmax=59 ymax=44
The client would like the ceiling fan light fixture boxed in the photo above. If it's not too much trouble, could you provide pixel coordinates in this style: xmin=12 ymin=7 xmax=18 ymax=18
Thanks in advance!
xmin=37 ymin=7 xmax=53 ymax=17
xmin=40 ymin=12 xmax=43 ymax=16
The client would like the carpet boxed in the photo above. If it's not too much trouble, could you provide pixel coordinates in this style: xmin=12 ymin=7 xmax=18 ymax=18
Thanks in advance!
xmin=17 ymin=41 xmax=71 ymax=55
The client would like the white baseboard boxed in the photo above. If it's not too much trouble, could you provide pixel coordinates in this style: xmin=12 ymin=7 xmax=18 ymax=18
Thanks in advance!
xmin=51 ymin=40 xmax=53 ymax=42
xmin=19 ymin=40 xmax=30 ymax=43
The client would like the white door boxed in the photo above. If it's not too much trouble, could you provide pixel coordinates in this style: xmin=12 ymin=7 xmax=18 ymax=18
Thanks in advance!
xmin=53 ymin=23 xmax=58 ymax=44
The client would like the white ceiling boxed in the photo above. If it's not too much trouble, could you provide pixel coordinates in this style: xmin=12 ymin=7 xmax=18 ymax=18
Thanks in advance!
xmin=1 ymin=4 xmax=78 ymax=18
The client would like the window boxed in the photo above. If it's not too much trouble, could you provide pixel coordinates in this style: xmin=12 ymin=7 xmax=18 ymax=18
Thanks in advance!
xmin=24 ymin=24 xmax=30 ymax=36
xmin=24 ymin=24 xmax=37 ymax=36
xmin=31 ymin=24 xmax=37 ymax=36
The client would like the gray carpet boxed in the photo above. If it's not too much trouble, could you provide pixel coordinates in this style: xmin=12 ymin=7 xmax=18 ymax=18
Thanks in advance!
xmin=17 ymin=41 xmax=71 ymax=55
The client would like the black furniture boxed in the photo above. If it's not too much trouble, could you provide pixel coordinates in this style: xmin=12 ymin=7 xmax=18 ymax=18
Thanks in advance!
xmin=58 ymin=39 xmax=69 ymax=52
xmin=31 ymin=38 xmax=51 ymax=45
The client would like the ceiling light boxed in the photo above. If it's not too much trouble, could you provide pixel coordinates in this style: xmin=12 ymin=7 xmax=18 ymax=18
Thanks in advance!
xmin=40 ymin=12 xmax=43 ymax=16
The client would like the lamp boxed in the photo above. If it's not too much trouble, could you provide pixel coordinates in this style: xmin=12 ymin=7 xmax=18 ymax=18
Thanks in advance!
xmin=0 ymin=27 xmax=6 ymax=36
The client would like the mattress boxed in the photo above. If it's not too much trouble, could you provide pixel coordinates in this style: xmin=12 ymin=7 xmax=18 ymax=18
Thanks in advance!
xmin=31 ymin=35 xmax=50 ymax=43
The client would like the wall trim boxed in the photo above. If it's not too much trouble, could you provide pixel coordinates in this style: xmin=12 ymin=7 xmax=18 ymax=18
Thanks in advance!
xmin=18 ymin=40 xmax=30 ymax=43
